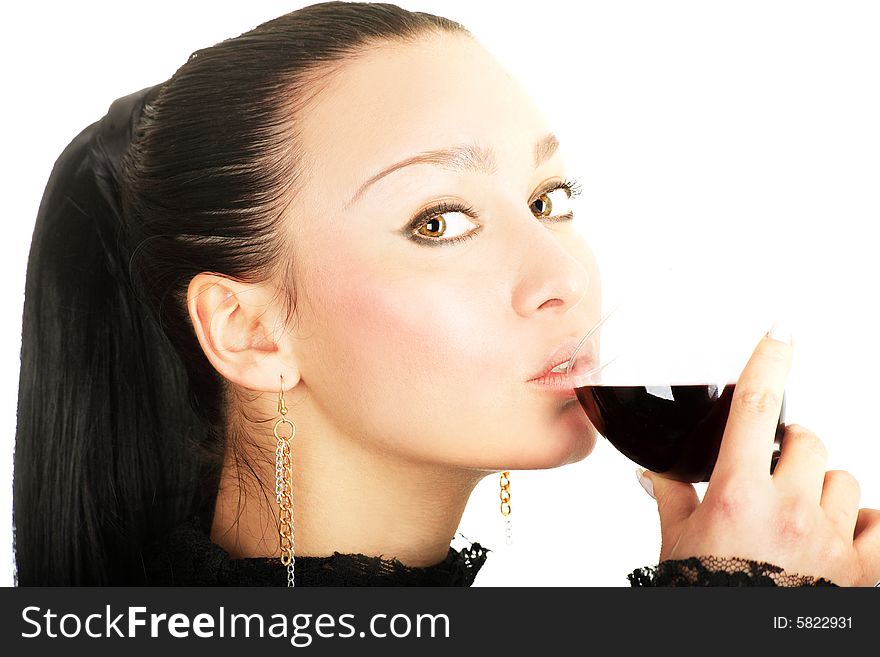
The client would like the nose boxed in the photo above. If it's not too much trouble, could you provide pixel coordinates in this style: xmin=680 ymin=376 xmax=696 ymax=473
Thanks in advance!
xmin=510 ymin=216 xmax=592 ymax=318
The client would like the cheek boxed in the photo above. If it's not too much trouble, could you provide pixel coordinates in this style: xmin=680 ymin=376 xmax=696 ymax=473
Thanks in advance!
xmin=332 ymin=273 xmax=496 ymax=380
xmin=307 ymin=259 xmax=507 ymax=442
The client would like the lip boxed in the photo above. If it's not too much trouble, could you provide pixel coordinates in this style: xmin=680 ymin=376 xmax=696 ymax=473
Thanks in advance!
xmin=526 ymin=337 xmax=587 ymax=396
xmin=526 ymin=374 xmax=580 ymax=398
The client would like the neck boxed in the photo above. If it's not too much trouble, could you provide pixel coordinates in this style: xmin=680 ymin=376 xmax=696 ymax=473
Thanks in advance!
xmin=210 ymin=389 xmax=487 ymax=567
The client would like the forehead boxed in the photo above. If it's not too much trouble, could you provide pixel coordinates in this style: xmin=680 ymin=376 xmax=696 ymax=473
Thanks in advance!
xmin=297 ymin=33 xmax=552 ymax=200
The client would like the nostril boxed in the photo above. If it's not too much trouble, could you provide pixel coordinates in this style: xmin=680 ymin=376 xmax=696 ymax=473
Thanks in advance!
xmin=538 ymin=298 xmax=564 ymax=310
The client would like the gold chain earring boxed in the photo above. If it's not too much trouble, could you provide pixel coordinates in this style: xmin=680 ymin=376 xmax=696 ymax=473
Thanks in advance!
xmin=274 ymin=374 xmax=297 ymax=587
xmin=499 ymin=470 xmax=513 ymax=546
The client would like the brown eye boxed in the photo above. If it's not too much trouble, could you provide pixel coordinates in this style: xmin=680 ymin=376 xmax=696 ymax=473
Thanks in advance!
xmin=410 ymin=204 xmax=480 ymax=245
xmin=417 ymin=215 xmax=446 ymax=238
xmin=529 ymin=183 xmax=579 ymax=222
xmin=531 ymin=193 xmax=553 ymax=218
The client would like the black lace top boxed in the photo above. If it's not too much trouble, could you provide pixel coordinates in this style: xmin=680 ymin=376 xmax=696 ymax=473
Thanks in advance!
xmin=140 ymin=514 xmax=838 ymax=587
xmin=141 ymin=515 xmax=490 ymax=586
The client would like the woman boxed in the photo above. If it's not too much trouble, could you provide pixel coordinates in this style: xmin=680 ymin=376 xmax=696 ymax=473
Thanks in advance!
xmin=13 ymin=1 xmax=880 ymax=587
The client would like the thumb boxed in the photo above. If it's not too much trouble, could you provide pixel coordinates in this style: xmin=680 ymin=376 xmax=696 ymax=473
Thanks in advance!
xmin=636 ymin=467 xmax=700 ymax=527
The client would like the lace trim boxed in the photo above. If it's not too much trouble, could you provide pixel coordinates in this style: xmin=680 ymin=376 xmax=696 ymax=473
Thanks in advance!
xmin=141 ymin=514 xmax=490 ymax=586
xmin=628 ymin=556 xmax=839 ymax=587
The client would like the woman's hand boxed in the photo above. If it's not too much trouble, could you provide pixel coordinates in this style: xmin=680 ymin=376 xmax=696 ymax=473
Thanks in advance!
xmin=640 ymin=328 xmax=880 ymax=586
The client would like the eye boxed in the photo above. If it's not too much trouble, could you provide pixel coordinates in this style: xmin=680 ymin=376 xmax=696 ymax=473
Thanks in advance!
xmin=530 ymin=178 xmax=582 ymax=221
xmin=409 ymin=200 xmax=482 ymax=246
xmin=415 ymin=208 xmax=478 ymax=239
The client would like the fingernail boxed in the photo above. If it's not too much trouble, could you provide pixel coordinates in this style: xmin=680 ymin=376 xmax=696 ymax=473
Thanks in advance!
xmin=635 ymin=466 xmax=655 ymax=499
xmin=766 ymin=321 xmax=792 ymax=345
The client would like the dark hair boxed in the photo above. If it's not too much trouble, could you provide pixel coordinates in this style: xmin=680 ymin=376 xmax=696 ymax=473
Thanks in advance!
xmin=13 ymin=1 xmax=470 ymax=585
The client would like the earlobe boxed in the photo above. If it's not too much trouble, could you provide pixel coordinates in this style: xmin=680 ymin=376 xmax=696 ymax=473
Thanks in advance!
xmin=186 ymin=272 xmax=301 ymax=392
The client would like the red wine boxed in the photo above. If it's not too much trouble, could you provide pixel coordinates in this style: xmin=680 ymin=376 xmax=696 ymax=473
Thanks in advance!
xmin=575 ymin=384 xmax=785 ymax=483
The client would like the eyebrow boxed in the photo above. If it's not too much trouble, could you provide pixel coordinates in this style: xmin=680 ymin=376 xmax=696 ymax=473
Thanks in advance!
xmin=343 ymin=132 xmax=560 ymax=210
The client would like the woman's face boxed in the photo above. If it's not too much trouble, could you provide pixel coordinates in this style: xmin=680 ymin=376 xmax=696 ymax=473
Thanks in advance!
xmin=285 ymin=32 xmax=601 ymax=471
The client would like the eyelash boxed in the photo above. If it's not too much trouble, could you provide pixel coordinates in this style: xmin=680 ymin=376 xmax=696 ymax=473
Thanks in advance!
xmin=408 ymin=177 xmax=584 ymax=247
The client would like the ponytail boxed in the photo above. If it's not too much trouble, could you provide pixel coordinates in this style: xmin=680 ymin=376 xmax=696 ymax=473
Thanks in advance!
xmin=13 ymin=85 xmax=215 ymax=585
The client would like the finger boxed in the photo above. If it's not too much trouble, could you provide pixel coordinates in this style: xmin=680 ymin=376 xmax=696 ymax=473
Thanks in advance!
xmin=854 ymin=508 xmax=880 ymax=542
xmin=712 ymin=327 xmax=792 ymax=485
xmin=640 ymin=469 xmax=700 ymax=544
xmin=771 ymin=424 xmax=828 ymax=507
xmin=819 ymin=470 xmax=860 ymax=537
xmin=853 ymin=509 xmax=880 ymax=583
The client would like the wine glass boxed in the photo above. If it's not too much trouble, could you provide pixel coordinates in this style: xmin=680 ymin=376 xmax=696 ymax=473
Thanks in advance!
xmin=564 ymin=292 xmax=785 ymax=484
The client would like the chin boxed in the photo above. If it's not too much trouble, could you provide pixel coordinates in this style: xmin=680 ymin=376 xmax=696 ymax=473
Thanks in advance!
xmin=510 ymin=403 xmax=599 ymax=470
xmin=547 ymin=398 xmax=598 ymax=467
xmin=561 ymin=424 xmax=598 ymax=465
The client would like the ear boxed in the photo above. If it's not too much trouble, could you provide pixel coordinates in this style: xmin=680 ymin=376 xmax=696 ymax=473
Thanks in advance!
xmin=186 ymin=273 xmax=300 ymax=393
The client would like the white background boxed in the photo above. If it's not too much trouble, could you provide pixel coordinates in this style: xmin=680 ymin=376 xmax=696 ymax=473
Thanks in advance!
xmin=2 ymin=0 xmax=878 ymax=587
